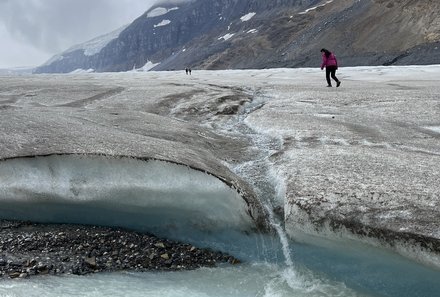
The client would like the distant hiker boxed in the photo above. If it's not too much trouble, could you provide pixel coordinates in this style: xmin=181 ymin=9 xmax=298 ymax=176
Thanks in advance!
xmin=321 ymin=48 xmax=341 ymax=87
xmin=185 ymin=68 xmax=189 ymax=75
xmin=188 ymin=68 xmax=192 ymax=75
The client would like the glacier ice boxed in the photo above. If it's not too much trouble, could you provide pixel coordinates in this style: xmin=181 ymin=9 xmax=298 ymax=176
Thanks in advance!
xmin=0 ymin=155 xmax=255 ymax=237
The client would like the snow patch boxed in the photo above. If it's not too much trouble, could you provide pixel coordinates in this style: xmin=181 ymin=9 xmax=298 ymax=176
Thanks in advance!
xmin=40 ymin=25 xmax=127 ymax=64
xmin=147 ymin=7 xmax=179 ymax=18
xmin=154 ymin=20 xmax=171 ymax=27
xmin=218 ymin=33 xmax=235 ymax=41
xmin=299 ymin=0 xmax=334 ymax=15
xmin=240 ymin=12 xmax=256 ymax=22
xmin=69 ymin=68 xmax=94 ymax=74
xmin=247 ymin=29 xmax=258 ymax=34
xmin=139 ymin=60 xmax=160 ymax=72
xmin=67 ymin=26 xmax=127 ymax=56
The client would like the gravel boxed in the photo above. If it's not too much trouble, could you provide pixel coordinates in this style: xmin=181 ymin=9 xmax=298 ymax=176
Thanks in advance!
xmin=0 ymin=220 xmax=240 ymax=279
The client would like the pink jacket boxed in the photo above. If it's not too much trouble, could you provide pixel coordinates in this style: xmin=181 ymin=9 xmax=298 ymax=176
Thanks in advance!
xmin=321 ymin=52 xmax=338 ymax=69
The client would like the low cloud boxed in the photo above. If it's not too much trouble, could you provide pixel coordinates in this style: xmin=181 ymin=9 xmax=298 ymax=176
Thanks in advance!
xmin=0 ymin=0 xmax=156 ymax=67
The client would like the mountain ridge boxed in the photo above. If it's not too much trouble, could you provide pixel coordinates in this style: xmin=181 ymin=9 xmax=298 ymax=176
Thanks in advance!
xmin=35 ymin=0 xmax=440 ymax=73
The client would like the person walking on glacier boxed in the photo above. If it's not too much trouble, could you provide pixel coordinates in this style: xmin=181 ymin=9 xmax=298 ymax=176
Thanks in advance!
xmin=321 ymin=48 xmax=341 ymax=87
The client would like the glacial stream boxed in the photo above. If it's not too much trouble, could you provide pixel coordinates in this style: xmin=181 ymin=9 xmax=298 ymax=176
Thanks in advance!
xmin=2 ymin=237 xmax=440 ymax=297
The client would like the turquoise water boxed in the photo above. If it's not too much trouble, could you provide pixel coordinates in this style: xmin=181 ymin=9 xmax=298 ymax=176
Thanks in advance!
xmin=0 ymin=263 xmax=366 ymax=297
xmin=1 ymin=230 xmax=439 ymax=297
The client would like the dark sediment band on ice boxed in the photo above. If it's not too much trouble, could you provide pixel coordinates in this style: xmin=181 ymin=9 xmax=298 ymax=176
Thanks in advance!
xmin=0 ymin=220 xmax=240 ymax=279
xmin=329 ymin=219 xmax=440 ymax=254
xmin=287 ymin=204 xmax=440 ymax=269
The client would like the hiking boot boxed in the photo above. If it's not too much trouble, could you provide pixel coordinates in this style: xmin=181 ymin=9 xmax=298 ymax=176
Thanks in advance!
xmin=327 ymin=85 xmax=332 ymax=87
xmin=336 ymin=81 xmax=341 ymax=87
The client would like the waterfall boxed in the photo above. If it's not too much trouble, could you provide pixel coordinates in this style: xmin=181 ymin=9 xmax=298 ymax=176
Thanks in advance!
xmin=219 ymin=90 xmax=300 ymax=285
xmin=264 ymin=204 xmax=294 ymax=268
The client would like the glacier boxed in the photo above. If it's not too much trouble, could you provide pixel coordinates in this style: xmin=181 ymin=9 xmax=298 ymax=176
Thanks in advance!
xmin=0 ymin=66 xmax=440 ymax=296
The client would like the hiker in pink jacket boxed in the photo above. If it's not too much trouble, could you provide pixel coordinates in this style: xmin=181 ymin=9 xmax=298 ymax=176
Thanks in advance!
xmin=321 ymin=48 xmax=341 ymax=87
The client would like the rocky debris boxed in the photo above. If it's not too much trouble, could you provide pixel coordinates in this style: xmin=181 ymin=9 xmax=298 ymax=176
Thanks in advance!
xmin=0 ymin=220 xmax=239 ymax=279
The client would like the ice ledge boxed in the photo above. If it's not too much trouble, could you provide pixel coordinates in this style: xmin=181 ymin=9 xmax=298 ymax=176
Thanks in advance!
xmin=285 ymin=203 xmax=440 ymax=270
xmin=0 ymin=154 xmax=266 ymax=237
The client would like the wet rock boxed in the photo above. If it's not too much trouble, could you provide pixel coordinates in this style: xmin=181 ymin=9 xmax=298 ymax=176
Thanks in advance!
xmin=273 ymin=205 xmax=284 ymax=219
xmin=8 ymin=272 xmax=21 ymax=279
xmin=84 ymin=256 xmax=97 ymax=269
xmin=229 ymin=257 xmax=241 ymax=265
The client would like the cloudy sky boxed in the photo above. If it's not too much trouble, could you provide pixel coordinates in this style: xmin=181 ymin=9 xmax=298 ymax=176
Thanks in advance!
xmin=0 ymin=0 xmax=157 ymax=68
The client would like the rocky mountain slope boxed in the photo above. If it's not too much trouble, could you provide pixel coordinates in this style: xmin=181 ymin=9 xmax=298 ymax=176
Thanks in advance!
xmin=35 ymin=0 xmax=440 ymax=73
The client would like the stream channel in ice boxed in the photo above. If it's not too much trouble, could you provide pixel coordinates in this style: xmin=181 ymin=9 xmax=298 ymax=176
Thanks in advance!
xmin=1 ymin=70 xmax=440 ymax=297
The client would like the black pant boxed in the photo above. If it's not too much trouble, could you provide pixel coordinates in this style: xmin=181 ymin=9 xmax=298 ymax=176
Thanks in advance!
xmin=326 ymin=66 xmax=339 ymax=86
